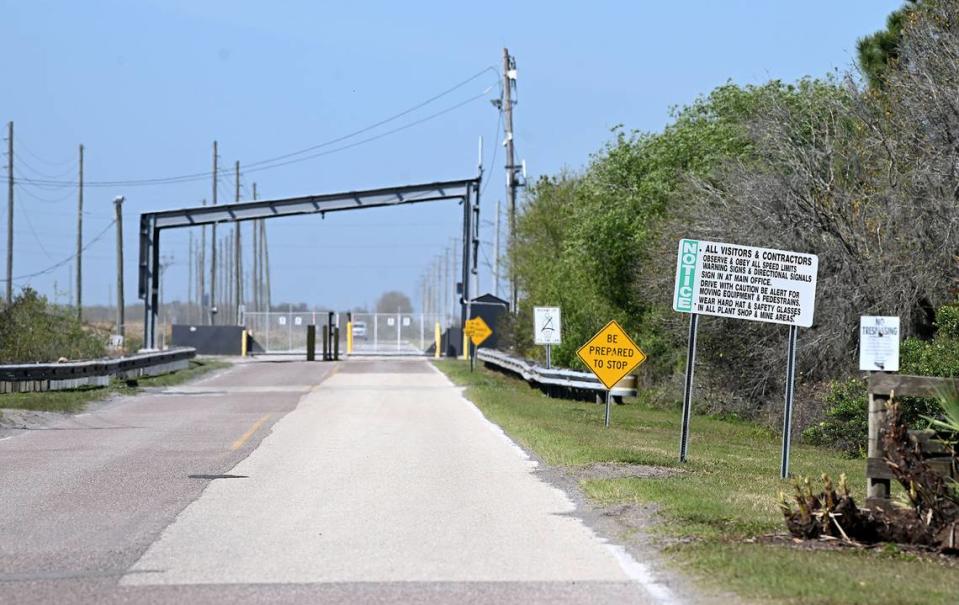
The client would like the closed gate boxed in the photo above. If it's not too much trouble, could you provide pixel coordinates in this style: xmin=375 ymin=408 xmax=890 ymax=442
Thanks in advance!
xmin=350 ymin=313 xmax=447 ymax=356
xmin=244 ymin=311 xmax=325 ymax=354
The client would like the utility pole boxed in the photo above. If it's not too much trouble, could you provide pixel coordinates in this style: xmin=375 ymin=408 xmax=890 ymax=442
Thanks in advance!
xmin=220 ymin=235 xmax=227 ymax=320
xmin=226 ymin=230 xmax=233 ymax=322
xmin=448 ymin=245 xmax=454 ymax=325
xmin=114 ymin=196 xmax=124 ymax=337
xmin=438 ymin=257 xmax=443 ymax=318
xmin=493 ymin=199 xmax=501 ymax=298
xmin=76 ymin=144 xmax=84 ymax=320
xmin=188 ymin=231 xmax=194 ymax=323
xmin=210 ymin=141 xmax=218 ymax=324
xmin=263 ymin=220 xmax=271 ymax=311
xmin=501 ymin=48 xmax=519 ymax=312
xmin=234 ymin=160 xmax=242 ymax=323
xmin=199 ymin=199 xmax=206 ymax=323
xmin=6 ymin=121 xmax=13 ymax=303
xmin=252 ymin=182 xmax=258 ymax=312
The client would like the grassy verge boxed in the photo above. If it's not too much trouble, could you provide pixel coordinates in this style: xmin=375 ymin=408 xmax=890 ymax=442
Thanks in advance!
xmin=435 ymin=359 xmax=959 ymax=605
xmin=0 ymin=358 xmax=231 ymax=415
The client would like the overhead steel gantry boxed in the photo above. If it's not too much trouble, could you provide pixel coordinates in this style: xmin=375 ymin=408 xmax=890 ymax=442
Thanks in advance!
xmin=138 ymin=177 xmax=481 ymax=350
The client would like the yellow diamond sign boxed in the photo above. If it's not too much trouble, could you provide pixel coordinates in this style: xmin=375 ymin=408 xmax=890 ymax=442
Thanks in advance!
xmin=576 ymin=320 xmax=647 ymax=390
xmin=465 ymin=316 xmax=492 ymax=346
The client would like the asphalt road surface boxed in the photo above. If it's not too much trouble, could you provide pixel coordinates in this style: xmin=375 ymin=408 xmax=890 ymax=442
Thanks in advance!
xmin=0 ymin=359 xmax=677 ymax=604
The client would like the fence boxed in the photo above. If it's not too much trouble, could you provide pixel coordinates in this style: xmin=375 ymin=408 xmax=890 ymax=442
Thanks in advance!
xmin=866 ymin=373 xmax=959 ymax=508
xmin=350 ymin=313 xmax=447 ymax=356
xmin=0 ymin=347 xmax=196 ymax=394
xmin=244 ymin=311 xmax=325 ymax=354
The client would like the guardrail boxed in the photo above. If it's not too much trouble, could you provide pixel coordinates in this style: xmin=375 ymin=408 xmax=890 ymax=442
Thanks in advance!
xmin=0 ymin=348 xmax=197 ymax=394
xmin=476 ymin=348 xmax=638 ymax=403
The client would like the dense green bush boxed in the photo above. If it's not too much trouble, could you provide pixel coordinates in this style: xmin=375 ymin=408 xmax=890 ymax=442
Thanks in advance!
xmin=804 ymin=306 xmax=959 ymax=456
xmin=0 ymin=288 xmax=106 ymax=363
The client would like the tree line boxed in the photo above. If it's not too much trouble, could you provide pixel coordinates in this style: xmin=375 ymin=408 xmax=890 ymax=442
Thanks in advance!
xmin=505 ymin=0 xmax=959 ymax=446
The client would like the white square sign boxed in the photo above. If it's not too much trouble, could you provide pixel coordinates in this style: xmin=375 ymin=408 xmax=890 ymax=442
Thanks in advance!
xmin=673 ymin=239 xmax=819 ymax=328
xmin=278 ymin=316 xmax=287 ymax=326
xmin=859 ymin=316 xmax=900 ymax=372
xmin=294 ymin=316 xmax=302 ymax=326
xmin=402 ymin=317 xmax=411 ymax=327
xmin=387 ymin=317 xmax=395 ymax=327
xmin=534 ymin=306 xmax=562 ymax=345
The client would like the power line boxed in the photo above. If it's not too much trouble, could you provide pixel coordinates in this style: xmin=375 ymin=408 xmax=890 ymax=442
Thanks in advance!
xmin=12 ymin=138 xmax=76 ymax=168
xmin=481 ymin=110 xmax=503 ymax=196
xmin=14 ymin=154 xmax=78 ymax=180
xmin=242 ymin=67 xmax=497 ymax=171
xmin=14 ymin=182 xmax=77 ymax=203
xmin=17 ymin=203 xmax=54 ymax=260
xmin=241 ymin=90 xmax=493 ymax=176
xmin=13 ymin=67 xmax=498 ymax=189
xmin=13 ymin=219 xmax=115 ymax=282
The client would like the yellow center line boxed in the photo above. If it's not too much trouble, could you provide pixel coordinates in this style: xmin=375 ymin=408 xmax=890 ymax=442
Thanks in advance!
xmin=231 ymin=413 xmax=272 ymax=450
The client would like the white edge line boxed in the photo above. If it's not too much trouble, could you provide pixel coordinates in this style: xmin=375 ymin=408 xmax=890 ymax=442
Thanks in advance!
xmin=427 ymin=358 xmax=680 ymax=605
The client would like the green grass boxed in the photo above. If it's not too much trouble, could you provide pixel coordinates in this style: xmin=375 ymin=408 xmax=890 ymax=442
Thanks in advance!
xmin=435 ymin=360 xmax=959 ymax=604
xmin=0 ymin=358 xmax=231 ymax=415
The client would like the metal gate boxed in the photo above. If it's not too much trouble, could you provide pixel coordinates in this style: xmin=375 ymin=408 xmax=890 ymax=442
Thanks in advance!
xmin=244 ymin=311 xmax=324 ymax=354
xmin=350 ymin=313 xmax=447 ymax=356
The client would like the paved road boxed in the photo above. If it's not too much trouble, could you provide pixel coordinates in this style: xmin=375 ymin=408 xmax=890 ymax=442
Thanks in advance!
xmin=0 ymin=359 xmax=677 ymax=604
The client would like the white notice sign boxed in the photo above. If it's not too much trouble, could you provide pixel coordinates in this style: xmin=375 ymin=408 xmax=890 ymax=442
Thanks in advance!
xmin=534 ymin=306 xmax=562 ymax=345
xmin=859 ymin=316 xmax=900 ymax=372
xmin=673 ymin=239 xmax=818 ymax=327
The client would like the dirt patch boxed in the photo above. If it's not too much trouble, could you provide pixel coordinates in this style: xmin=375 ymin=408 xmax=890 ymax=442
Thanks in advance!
xmin=752 ymin=532 xmax=959 ymax=565
xmin=0 ymin=408 xmax=67 ymax=436
xmin=567 ymin=462 xmax=680 ymax=481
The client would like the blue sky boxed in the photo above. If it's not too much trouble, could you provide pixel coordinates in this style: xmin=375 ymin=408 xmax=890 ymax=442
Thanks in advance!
xmin=1 ymin=0 xmax=902 ymax=314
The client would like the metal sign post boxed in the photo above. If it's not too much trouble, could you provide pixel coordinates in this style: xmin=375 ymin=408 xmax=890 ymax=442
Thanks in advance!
xmin=576 ymin=320 xmax=647 ymax=428
xmin=679 ymin=313 xmax=699 ymax=462
xmin=534 ymin=307 xmax=561 ymax=370
xmin=465 ymin=316 xmax=492 ymax=373
xmin=672 ymin=238 xmax=819 ymax=472
xmin=604 ymin=389 xmax=612 ymax=428
xmin=781 ymin=325 xmax=799 ymax=478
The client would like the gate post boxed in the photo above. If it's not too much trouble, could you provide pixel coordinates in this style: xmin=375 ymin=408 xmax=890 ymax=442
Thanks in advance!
xmin=322 ymin=325 xmax=329 ymax=361
xmin=306 ymin=325 xmax=316 ymax=361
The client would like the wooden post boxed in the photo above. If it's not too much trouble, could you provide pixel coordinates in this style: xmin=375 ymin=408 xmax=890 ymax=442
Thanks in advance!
xmin=866 ymin=388 xmax=892 ymax=506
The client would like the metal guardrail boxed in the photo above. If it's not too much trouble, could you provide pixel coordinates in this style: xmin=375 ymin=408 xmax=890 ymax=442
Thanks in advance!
xmin=0 ymin=348 xmax=197 ymax=394
xmin=476 ymin=348 xmax=638 ymax=402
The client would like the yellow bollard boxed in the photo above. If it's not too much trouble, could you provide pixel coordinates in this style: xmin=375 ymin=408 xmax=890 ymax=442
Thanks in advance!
xmin=462 ymin=328 xmax=469 ymax=360
xmin=434 ymin=322 xmax=441 ymax=359
xmin=346 ymin=321 xmax=353 ymax=355
xmin=241 ymin=329 xmax=248 ymax=357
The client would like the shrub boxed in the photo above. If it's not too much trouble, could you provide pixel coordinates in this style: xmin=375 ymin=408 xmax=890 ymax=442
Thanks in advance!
xmin=804 ymin=305 xmax=959 ymax=456
xmin=803 ymin=378 xmax=870 ymax=457
xmin=0 ymin=288 xmax=106 ymax=363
